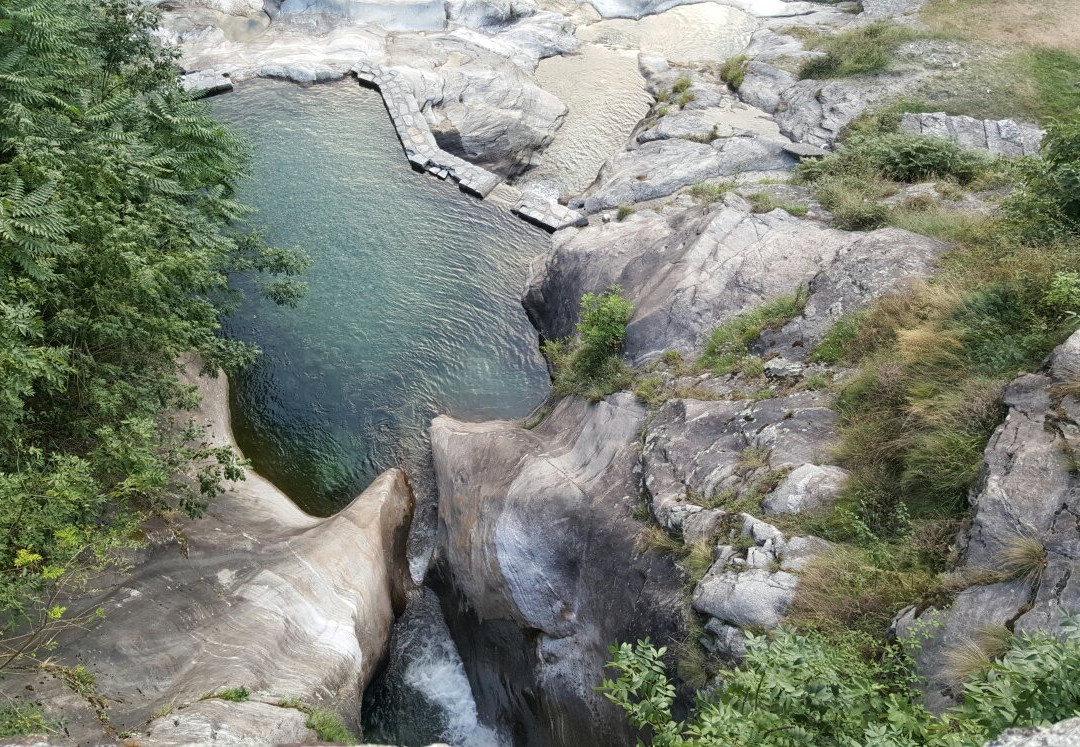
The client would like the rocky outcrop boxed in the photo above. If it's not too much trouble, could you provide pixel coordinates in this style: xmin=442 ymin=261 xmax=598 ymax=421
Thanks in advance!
xmin=900 ymin=112 xmax=1044 ymax=157
xmin=0 ymin=359 xmax=415 ymax=744
xmin=894 ymin=329 xmax=1080 ymax=710
xmin=760 ymin=227 xmax=948 ymax=359
xmin=580 ymin=136 xmax=794 ymax=213
xmin=526 ymin=197 xmax=946 ymax=365
xmin=429 ymin=394 xmax=687 ymax=747
xmin=641 ymin=390 xmax=838 ymax=533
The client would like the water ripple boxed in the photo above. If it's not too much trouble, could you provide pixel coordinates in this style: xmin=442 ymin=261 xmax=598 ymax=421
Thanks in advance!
xmin=214 ymin=80 xmax=551 ymax=515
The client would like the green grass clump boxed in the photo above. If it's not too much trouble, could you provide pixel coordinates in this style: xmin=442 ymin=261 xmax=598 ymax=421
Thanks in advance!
xmin=719 ymin=54 xmax=748 ymax=90
xmin=810 ymin=313 xmax=868 ymax=363
xmin=677 ymin=91 xmax=696 ymax=109
xmin=616 ymin=204 xmax=634 ymax=221
xmin=0 ymin=705 xmax=51 ymax=737
xmin=305 ymin=708 xmax=357 ymax=745
xmin=208 ymin=686 xmax=250 ymax=702
xmin=634 ymin=375 xmax=669 ymax=409
xmin=698 ymin=292 xmax=807 ymax=374
xmin=799 ymin=22 xmax=922 ymax=79
xmin=689 ymin=180 xmax=736 ymax=205
xmin=672 ymin=76 xmax=692 ymax=94
xmin=746 ymin=191 xmax=809 ymax=216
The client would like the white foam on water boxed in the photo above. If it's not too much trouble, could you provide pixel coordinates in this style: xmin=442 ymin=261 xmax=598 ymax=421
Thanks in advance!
xmin=403 ymin=636 xmax=505 ymax=747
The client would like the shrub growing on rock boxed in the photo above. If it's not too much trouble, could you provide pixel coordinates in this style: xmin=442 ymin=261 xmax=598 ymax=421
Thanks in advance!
xmin=543 ymin=287 xmax=635 ymax=401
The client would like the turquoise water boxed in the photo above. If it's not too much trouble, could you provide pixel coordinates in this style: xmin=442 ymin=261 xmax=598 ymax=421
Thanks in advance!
xmin=214 ymin=80 xmax=550 ymax=516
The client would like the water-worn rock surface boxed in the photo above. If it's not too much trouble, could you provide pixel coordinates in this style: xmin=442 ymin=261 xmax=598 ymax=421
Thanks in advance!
xmin=430 ymin=394 xmax=687 ymax=747
xmin=0 ymin=359 xmax=415 ymax=743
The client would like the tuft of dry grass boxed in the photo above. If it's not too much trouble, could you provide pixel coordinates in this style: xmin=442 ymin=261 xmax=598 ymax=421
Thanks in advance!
xmin=943 ymin=625 xmax=1012 ymax=685
xmin=996 ymin=534 xmax=1048 ymax=585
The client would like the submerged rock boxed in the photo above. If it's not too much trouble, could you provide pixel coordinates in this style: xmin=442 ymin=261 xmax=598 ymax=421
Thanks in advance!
xmin=430 ymin=394 xmax=686 ymax=747
xmin=0 ymin=359 xmax=415 ymax=743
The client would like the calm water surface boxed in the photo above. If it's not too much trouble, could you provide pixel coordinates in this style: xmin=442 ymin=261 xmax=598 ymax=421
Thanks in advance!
xmin=215 ymin=80 xmax=550 ymax=515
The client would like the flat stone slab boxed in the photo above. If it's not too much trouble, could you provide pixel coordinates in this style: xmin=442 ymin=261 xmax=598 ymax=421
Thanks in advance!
xmin=782 ymin=141 xmax=829 ymax=159
xmin=901 ymin=112 xmax=1043 ymax=157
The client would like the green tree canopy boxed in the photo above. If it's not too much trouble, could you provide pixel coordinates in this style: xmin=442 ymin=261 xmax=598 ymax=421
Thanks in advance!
xmin=0 ymin=0 xmax=306 ymax=661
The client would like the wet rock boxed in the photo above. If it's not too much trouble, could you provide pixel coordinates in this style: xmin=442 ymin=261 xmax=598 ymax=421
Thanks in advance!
xmin=430 ymin=394 xmax=686 ymax=747
xmin=762 ymin=464 xmax=849 ymax=515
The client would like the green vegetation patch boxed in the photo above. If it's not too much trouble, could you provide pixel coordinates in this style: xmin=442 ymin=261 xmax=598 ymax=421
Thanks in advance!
xmin=602 ymin=619 xmax=1080 ymax=746
xmin=544 ymin=287 xmax=635 ymax=402
xmin=799 ymin=22 xmax=923 ymax=79
xmin=698 ymin=291 xmax=807 ymax=374
xmin=305 ymin=708 xmax=357 ymax=745
xmin=719 ymin=54 xmax=748 ymax=91
xmin=0 ymin=705 xmax=51 ymax=737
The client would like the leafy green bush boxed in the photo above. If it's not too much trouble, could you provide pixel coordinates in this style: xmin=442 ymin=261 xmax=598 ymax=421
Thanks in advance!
xmin=1005 ymin=114 xmax=1080 ymax=242
xmin=602 ymin=619 xmax=1080 ymax=746
xmin=0 ymin=705 xmax=50 ymax=737
xmin=719 ymin=55 xmax=748 ymax=91
xmin=798 ymin=22 xmax=921 ymax=79
xmin=799 ymin=134 xmax=992 ymax=185
xmin=0 ymin=0 xmax=306 ymax=663
xmin=544 ymin=287 xmax=635 ymax=401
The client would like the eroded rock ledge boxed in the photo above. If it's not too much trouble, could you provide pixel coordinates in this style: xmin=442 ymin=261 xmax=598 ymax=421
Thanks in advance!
xmin=1 ymin=359 xmax=415 ymax=744
xmin=429 ymin=395 xmax=687 ymax=747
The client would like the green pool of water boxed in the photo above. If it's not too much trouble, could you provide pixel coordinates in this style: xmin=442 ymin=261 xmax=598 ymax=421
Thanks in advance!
xmin=214 ymin=80 xmax=551 ymax=516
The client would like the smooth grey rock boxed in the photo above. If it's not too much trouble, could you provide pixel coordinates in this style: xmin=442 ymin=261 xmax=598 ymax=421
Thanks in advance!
xmin=0 ymin=359 xmax=415 ymax=743
xmin=430 ymin=394 xmax=686 ymax=747
xmin=782 ymin=141 xmax=829 ymax=159
xmin=582 ymin=136 xmax=795 ymax=212
xmin=693 ymin=567 xmax=798 ymax=629
xmin=779 ymin=535 xmax=833 ymax=571
xmin=181 ymin=69 xmax=232 ymax=95
xmin=986 ymin=718 xmax=1080 ymax=747
xmin=763 ymin=464 xmax=849 ymax=515
xmin=704 ymin=619 xmax=748 ymax=661
xmin=525 ymin=201 xmax=862 ymax=364
xmin=446 ymin=0 xmax=537 ymax=27
xmin=278 ymin=0 xmax=448 ymax=31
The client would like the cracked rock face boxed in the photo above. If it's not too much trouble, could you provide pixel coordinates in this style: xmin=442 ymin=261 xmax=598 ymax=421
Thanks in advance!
xmin=0 ymin=360 xmax=415 ymax=744
xmin=430 ymin=394 xmax=686 ymax=747
xmin=759 ymin=227 xmax=949 ymax=359
xmin=525 ymin=198 xmax=862 ymax=364
xmin=641 ymin=391 xmax=838 ymax=532
xmin=895 ymin=329 xmax=1080 ymax=711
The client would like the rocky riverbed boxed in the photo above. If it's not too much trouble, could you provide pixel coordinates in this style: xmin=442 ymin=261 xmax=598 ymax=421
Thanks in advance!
xmin=12 ymin=0 xmax=1073 ymax=744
